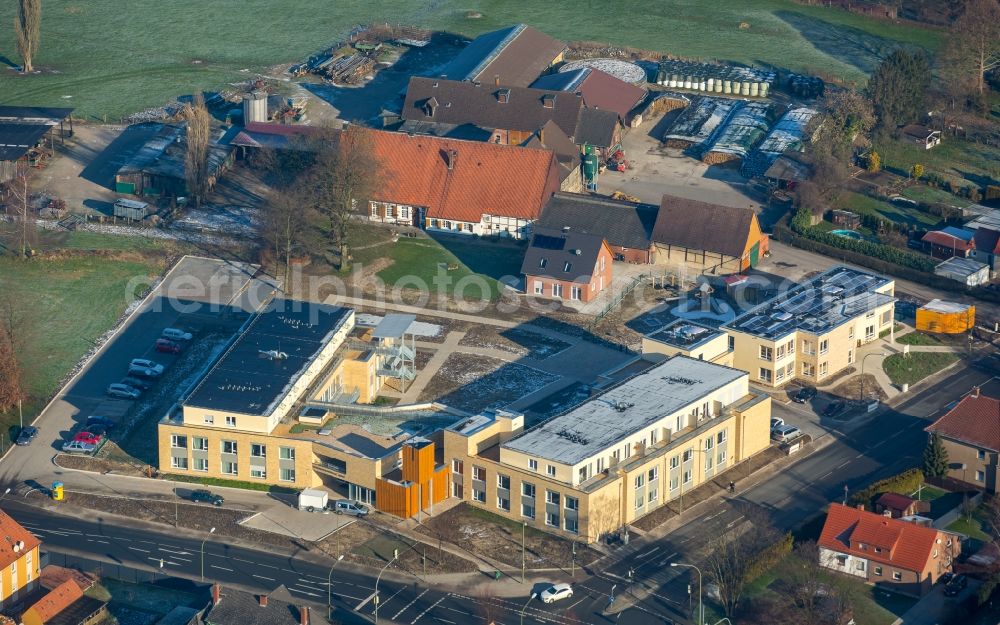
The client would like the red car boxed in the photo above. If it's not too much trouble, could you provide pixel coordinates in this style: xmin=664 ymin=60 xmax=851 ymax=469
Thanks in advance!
xmin=72 ymin=431 xmax=103 ymax=445
xmin=155 ymin=339 xmax=182 ymax=354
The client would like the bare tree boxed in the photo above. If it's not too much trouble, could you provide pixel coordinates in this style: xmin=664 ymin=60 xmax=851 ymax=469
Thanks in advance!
xmin=942 ymin=0 xmax=1000 ymax=102
xmin=261 ymin=186 xmax=312 ymax=289
xmin=183 ymin=94 xmax=211 ymax=208
xmin=473 ymin=584 xmax=503 ymax=625
xmin=0 ymin=298 xmax=26 ymax=413
xmin=14 ymin=0 xmax=41 ymax=73
xmin=307 ymin=126 xmax=378 ymax=270
xmin=6 ymin=166 xmax=35 ymax=258
xmin=704 ymin=507 xmax=782 ymax=617
xmin=786 ymin=541 xmax=826 ymax=624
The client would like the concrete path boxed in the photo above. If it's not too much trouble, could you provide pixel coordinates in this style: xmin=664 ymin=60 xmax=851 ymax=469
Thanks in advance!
xmin=325 ymin=295 xmax=519 ymax=328
xmin=398 ymin=330 xmax=466 ymax=403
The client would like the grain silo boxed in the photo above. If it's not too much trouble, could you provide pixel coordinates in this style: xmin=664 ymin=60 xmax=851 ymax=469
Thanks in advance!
xmin=243 ymin=91 xmax=268 ymax=124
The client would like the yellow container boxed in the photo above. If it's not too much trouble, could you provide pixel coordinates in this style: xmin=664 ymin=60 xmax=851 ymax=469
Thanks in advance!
xmin=52 ymin=481 xmax=64 ymax=501
xmin=915 ymin=300 xmax=975 ymax=334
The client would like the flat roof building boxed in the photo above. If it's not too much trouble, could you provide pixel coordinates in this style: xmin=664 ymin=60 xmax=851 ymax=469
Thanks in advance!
xmin=642 ymin=320 xmax=732 ymax=365
xmin=724 ymin=266 xmax=896 ymax=388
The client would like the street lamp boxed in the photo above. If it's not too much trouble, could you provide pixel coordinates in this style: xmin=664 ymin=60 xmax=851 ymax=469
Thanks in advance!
xmin=374 ymin=551 xmax=400 ymax=624
xmin=519 ymin=593 xmax=536 ymax=625
xmin=200 ymin=527 xmax=215 ymax=581
xmin=327 ymin=554 xmax=345 ymax=621
xmin=521 ymin=521 xmax=527 ymax=583
xmin=671 ymin=561 xmax=703 ymax=625
xmin=860 ymin=352 xmax=887 ymax=402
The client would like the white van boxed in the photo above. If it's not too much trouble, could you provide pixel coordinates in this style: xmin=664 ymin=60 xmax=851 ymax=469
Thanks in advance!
xmin=298 ymin=488 xmax=329 ymax=512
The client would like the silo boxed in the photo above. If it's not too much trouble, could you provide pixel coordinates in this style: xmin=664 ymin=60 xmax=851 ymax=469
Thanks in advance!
xmin=583 ymin=150 xmax=599 ymax=188
xmin=750 ymin=82 xmax=759 ymax=97
xmin=243 ymin=91 xmax=268 ymax=124
xmin=740 ymin=81 xmax=750 ymax=96
xmin=723 ymin=80 xmax=732 ymax=94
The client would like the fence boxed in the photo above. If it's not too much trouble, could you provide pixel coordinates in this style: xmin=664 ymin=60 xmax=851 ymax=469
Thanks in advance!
xmin=590 ymin=274 xmax=649 ymax=327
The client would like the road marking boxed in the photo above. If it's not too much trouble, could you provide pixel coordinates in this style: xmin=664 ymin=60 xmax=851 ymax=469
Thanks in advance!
xmin=433 ymin=618 xmax=455 ymax=624
xmin=567 ymin=596 xmax=585 ymax=610
xmin=393 ymin=588 xmax=429 ymax=619
xmin=411 ymin=595 xmax=446 ymax=624
xmin=158 ymin=547 xmax=191 ymax=556
xmin=88 ymin=539 xmax=110 ymax=545
xmin=211 ymin=565 xmax=233 ymax=572
xmin=128 ymin=547 xmax=150 ymax=554
xmin=820 ymin=471 xmax=833 ymax=479
xmin=289 ymin=586 xmax=321 ymax=598
xmin=252 ymin=574 xmax=275 ymax=582
xmin=704 ymin=511 xmax=725 ymax=522
xmin=634 ymin=546 xmax=661 ymax=560
xmin=148 ymin=557 xmax=181 ymax=567
xmin=355 ymin=592 xmax=376 ymax=611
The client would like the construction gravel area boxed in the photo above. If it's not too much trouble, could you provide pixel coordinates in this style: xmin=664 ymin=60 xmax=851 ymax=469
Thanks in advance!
xmin=319 ymin=519 xmax=477 ymax=575
xmin=418 ymin=354 xmax=559 ymax=414
xmin=415 ymin=503 xmax=600 ymax=572
xmin=457 ymin=325 xmax=572 ymax=360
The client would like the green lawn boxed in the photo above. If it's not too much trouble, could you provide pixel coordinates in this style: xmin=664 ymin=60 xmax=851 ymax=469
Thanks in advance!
xmin=896 ymin=331 xmax=943 ymax=346
xmin=883 ymin=352 xmax=959 ymax=386
xmin=947 ymin=515 xmax=992 ymax=543
xmin=913 ymin=484 xmax=947 ymax=502
xmin=879 ymin=137 xmax=1000 ymax=190
xmin=0 ymin=0 xmax=942 ymax=119
xmin=901 ymin=185 xmax=972 ymax=208
xmin=0 ymin=255 xmax=163 ymax=431
xmin=833 ymin=191 xmax=941 ymax=228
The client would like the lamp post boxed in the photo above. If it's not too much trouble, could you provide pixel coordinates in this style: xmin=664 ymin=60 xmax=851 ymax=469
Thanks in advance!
xmin=671 ymin=562 xmax=703 ymax=625
xmin=860 ymin=352 xmax=887 ymax=402
xmin=519 ymin=593 xmax=536 ymax=625
xmin=374 ymin=551 xmax=400 ymax=624
xmin=521 ymin=521 xmax=526 ymax=583
xmin=200 ymin=527 xmax=215 ymax=581
xmin=327 ymin=554 xmax=345 ymax=621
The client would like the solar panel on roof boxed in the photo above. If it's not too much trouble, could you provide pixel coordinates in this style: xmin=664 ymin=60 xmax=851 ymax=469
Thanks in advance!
xmin=532 ymin=234 xmax=567 ymax=250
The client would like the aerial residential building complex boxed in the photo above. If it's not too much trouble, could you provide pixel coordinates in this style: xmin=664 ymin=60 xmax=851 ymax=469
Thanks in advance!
xmin=724 ymin=266 xmax=896 ymax=387
xmin=0 ymin=509 xmax=41 ymax=607
xmin=443 ymin=356 xmax=771 ymax=541
xmin=925 ymin=389 xmax=1000 ymax=491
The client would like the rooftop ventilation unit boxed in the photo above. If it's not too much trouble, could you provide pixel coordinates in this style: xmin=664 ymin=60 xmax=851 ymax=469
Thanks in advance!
xmin=556 ymin=429 xmax=590 ymax=445
xmin=259 ymin=350 xmax=288 ymax=360
xmin=664 ymin=376 xmax=699 ymax=386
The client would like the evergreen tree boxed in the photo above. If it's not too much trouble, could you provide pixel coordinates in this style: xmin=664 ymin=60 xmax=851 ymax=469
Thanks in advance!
xmin=866 ymin=49 xmax=930 ymax=130
xmin=923 ymin=432 xmax=949 ymax=478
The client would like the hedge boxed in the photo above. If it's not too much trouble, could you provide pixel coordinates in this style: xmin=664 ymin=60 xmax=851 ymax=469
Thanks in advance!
xmin=848 ymin=468 xmax=924 ymax=507
xmin=746 ymin=532 xmax=795 ymax=583
xmin=978 ymin=574 xmax=1000 ymax=607
xmin=788 ymin=209 xmax=935 ymax=271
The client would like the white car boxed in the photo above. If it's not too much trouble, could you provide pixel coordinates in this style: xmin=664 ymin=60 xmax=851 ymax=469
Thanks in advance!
xmin=62 ymin=440 xmax=97 ymax=454
xmin=162 ymin=328 xmax=193 ymax=341
xmin=770 ymin=417 xmax=784 ymax=431
xmin=107 ymin=383 xmax=141 ymax=399
xmin=540 ymin=583 xmax=573 ymax=604
xmin=130 ymin=359 xmax=164 ymax=375
xmin=771 ymin=424 xmax=802 ymax=443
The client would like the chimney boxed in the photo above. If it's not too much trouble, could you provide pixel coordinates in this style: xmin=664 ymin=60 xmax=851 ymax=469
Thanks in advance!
xmin=971 ymin=386 xmax=980 ymax=398
xmin=494 ymin=75 xmax=500 ymax=86
xmin=212 ymin=584 xmax=221 ymax=606
xmin=542 ymin=94 xmax=555 ymax=109
xmin=443 ymin=149 xmax=457 ymax=171
xmin=562 ymin=226 xmax=570 ymax=233
xmin=538 ymin=127 xmax=545 ymax=145
xmin=856 ymin=504 xmax=864 ymax=511
xmin=299 ymin=606 xmax=309 ymax=625
xmin=497 ymin=88 xmax=510 ymax=104
xmin=259 ymin=595 xmax=268 ymax=607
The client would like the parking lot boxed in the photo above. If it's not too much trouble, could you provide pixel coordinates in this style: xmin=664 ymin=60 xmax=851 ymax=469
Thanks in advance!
xmin=0 ymin=256 xmax=277 ymax=487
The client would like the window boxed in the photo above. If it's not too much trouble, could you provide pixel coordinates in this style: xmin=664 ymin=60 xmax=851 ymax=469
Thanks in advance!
xmin=670 ymin=456 xmax=679 ymax=469
xmin=819 ymin=339 xmax=829 ymax=355
xmin=473 ymin=466 xmax=486 ymax=481
xmin=849 ymin=326 xmax=855 ymax=340
xmin=624 ymin=443 xmax=631 ymax=459
xmin=533 ymin=281 xmax=543 ymax=295
xmin=452 ymin=459 xmax=464 ymax=473
xmin=728 ymin=336 xmax=735 ymax=351
xmin=819 ymin=362 xmax=828 ymax=377
xmin=978 ymin=450 xmax=986 ymax=460
xmin=250 ymin=467 xmax=266 ymax=479
xmin=571 ymin=286 xmax=582 ymax=301
xmin=399 ymin=206 xmax=411 ymax=221
xmin=170 ymin=435 xmax=187 ymax=448
xmin=787 ymin=339 xmax=795 ymax=355
xmin=759 ymin=368 xmax=773 ymax=383
xmin=194 ymin=458 xmax=208 ymax=471
xmin=683 ymin=469 xmax=692 ymax=484
xmin=881 ymin=310 xmax=892 ymax=325
xmin=802 ymin=362 xmax=815 ymax=376
xmin=717 ymin=431 xmax=727 ymax=444
xmin=578 ymin=466 xmax=589 ymax=482
xmin=802 ymin=340 xmax=814 ymax=355
xmin=522 ymin=503 xmax=535 ymax=519
xmin=222 ymin=440 xmax=237 ymax=455
xmin=497 ymin=496 xmax=510 ymax=512
xmin=497 ymin=474 xmax=510 ymax=490
xmin=648 ymin=467 xmax=659 ymax=482
xmin=648 ymin=488 xmax=658 ymax=503
xmin=563 ymin=261 xmax=572 ymax=272
xmin=370 ymin=202 xmax=379 ymax=217
xmin=874 ymin=566 xmax=882 ymax=576
xmin=171 ymin=456 xmax=188 ymax=470
xmin=683 ymin=449 xmax=693 ymax=463
xmin=976 ymin=470 xmax=985 ymax=482
xmin=546 ymin=491 xmax=560 ymax=505
xmin=225 ymin=416 xmax=236 ymax=427
xmin=546 ymin=511 xmax=559 ymax=527
xmin=251 ymin=443 xmax=266 ymax=458
xmin=635 ymin=492 xmax=644 ymax=509
xmin=892 ymin=572 xmax=902 ymax=581
xmin=776 ymin=368 xmax=785 ymax=382
xmin=670 ymin=476 xmax=679 ymax=490
xmin=547 ymin=465 xmax=556 ymax=477
xmin=776 ymin=344 xmax=785 ymax=359
xmin=385 ymin=204 xmax=394 ymax=218
xmin=650 ymin=429 xmax=659 ymax=445
xmin=847 ymin=349 xmax=854 ymax=365
xmin=552 ymin=284 xmax=563 ymax=298
xmin=718 ymin=450 xmax=727 ymax=465
xmin=705 ymin=437 xmax=714 ymax=451
xmin=597 ymin=457 xmax=605 ymax=472
xmin=528 ymin=459 xmax=538 ymax=471
xmin=222 ymin=461 xmax=238 ymax=476
xmin=759 ymin=346 xmax=773 ymax=361
xmin=856 ymin=561 xmax=865 ymax=571
xmin=193 ymin=437 xmax=208 ymax=451
xmin=203 ymin=415 xmax=214 ymax=425
xmin=565 ymin=518 xmax=579 ymax=533
xmin=522 ymin=483 xmax=536 ymax=498
xmin=635 ymin=474 xmax=645 ymax=489
xmin=473 ymin=489 xmax=486 ymax=503
xmin=565 ymin=496 xmax=579 ymax=511
xmin=865 ymin=325 xmax=875 ymax=340
xmin=600 ymin=256 xmax=606 ymax=271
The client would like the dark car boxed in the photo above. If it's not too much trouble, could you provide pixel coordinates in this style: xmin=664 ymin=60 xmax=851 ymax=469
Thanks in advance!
xmin=939 ymin=572 xmax=954 ymax=586
xmin=823 ymin=401 xmax=846 ymax=418
xmin=189 ymin=489 xmax=224 ymax=506
xmin=15 ymin=426 xmax=38 ymax=446
xmin=86 ymin=415 xmax=117 ymax=430
xmin=120 ymin=376 xmax=153 ymax=391
xmin=792 ymin=387 xmax=817 ymax=404
xmin=944 ymin=574 xmax=967 ymax=596
xmin=155 ymin=339 xmax=182 ymax=354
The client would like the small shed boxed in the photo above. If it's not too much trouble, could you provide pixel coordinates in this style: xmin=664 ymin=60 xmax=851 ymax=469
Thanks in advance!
xmin=113 ymin=198 xmax=150 ymax=221
xmin=830 ymin=210 xmax=861 ymax=229
xmin=916 ymin=299 xmax=975 ymax=334
xmin=934 ymin=257 xmax=991 ymax=286
xmin=901 ymin=125 xmax=941 ymax=150
xmin=874 ymin=492 xmax=920 ymax=519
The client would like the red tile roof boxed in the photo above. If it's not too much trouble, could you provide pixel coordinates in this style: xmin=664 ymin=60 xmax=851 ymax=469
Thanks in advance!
xmin=367 ymin=129 xmax=561 ymax=223
xmin=0 ymin=508 xmax=41 ymax=569
xmin=921 ymin=231 xmax=975 ymax=252
xmin=926 ymin=392 xmax=1000 ymax=451
xmin=27 ymin=579 xmax=84 ymax=622
xmin=819 ymin=503 xmax=942 ymax=573
xmin=876 ymin=492 xmax=916 ymax=511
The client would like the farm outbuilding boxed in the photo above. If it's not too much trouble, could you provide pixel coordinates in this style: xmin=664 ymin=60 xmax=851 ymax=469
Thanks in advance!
xmin=442 ymin=23 xmax=566 ymax=88
xmin=915 ymin=300 xmax=975 ymax=334
xmin=934 ymin=257 xmax=990 ymax=287
xmin=701 ymin=100 xmax=772 ymax=165
xmin=662 ymin=97 xmax=737 ymax=149
xmin=114 ymin=123 xmax=234 ymax=198
xmin=0 ymin=106 xmax=74 ymax=184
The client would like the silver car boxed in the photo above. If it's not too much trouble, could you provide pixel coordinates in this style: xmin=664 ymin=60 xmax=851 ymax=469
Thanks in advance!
xmin=331 ymin=499 xmax=369 ymax=517
xmin=540 ymin=583 xmax=573 ymax=604
xmin=129 ymin=359 xmax=164 ymax=375
xmin=107 ymin=383 xmax=141 ymax=399
xmin=62 ymin=440 xmax=97 ymax=454
xmin=162 ymin=328 xmax=193 ymax=341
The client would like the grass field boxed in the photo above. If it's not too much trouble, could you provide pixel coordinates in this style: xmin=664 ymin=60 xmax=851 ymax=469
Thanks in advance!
xmin=0 ymin=254 xmax=164 ymax=432
xmin=0 ymin=0 xmax=942 ymax=119
xmin=880 ymin=137 xmax=1000 ymax=190
xmin=883 ymin=352 xmax=959 ymax=386
xmin=834 ymin=191 xmax=941 ymax=228
xmin=895 ymin=331 xmax=944 ymax=346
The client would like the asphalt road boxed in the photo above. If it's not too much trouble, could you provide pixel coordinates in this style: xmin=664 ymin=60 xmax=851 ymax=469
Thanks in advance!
xmin=11 ymin=358 xmax=997 ymax=625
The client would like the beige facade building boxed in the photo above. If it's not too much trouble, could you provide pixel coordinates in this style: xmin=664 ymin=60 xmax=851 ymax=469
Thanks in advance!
xmin=724 ymin=266 xmax=896 ymax=388
xmin=442 ymin=356 xmax=772 ymax=542
xmin=641 ymin=320 xmax=733 ymax=366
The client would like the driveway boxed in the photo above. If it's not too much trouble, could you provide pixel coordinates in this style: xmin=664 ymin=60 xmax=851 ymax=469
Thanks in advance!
xmin=29 ymin=124 xmax=124 ymax=215
xmin=898 ymin=579 xmax=980 ymax=625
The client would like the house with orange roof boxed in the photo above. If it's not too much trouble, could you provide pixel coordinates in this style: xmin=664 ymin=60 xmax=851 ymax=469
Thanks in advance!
xmin=818 ymin=503 xmax=959 ymax=595
xmin=925 ymin=388 xmax=1000 ymax=491
xmin=365 ymin=129 xmax=561 ymax=238
xmin=0 ymin=508 xmax=41 ymax=607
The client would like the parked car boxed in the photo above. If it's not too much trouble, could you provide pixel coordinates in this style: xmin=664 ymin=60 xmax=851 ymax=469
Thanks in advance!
xmin=128 ymin=365 xmax=160 ymax=379
xmin=944 ymin=574 xmax=967 ymax=596
xmin=162 ymin=328 xmax=193 ymax=341
xmin=130 ymin=359 xmax=164 ymax=375
xmin=823 ymin=401 xmax=847 ymax=418
xmin=120 ymin=376 xmax=153 ymax=391
xmin=331 ymin=499 xmax=369 ymax=517
xmin=939 ymin=572 xmax=954 ymax=586
xmin=189 ymin=489 xmax=224 ymax=506
xmin=72 ymin=431 xmax=103 ymax=446
xmin=155 ymin=339 xmax=182 ymax=354
xmin=107 ymin=383 xmax=141 ymax=399
xmin=86 ymin=416 xmax=117 ymax=430
xmin=770 ymin=417 xmax=785 ymax=431
xmin=792 ymin=387 xmax=817 ymax=404
xmin=61 ymin=440 xmax=97 ymax=454
xmin=540 ymin=583 xmax=573 ymax=604
xmin=15 ymin=426 xmax=38 ymax=446
xmin=771 ymin=424 xmax=802 ymax=443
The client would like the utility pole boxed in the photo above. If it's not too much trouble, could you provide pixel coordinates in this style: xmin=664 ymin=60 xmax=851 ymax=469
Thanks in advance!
xmin=521 ymin=522 xmax=526 ymax=583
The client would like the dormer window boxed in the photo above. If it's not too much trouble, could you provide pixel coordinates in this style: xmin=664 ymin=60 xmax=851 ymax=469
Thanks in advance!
xmin=497 ymin=89 xmax=511 ymax=104
xmin=424 ymin=97 xmax=439 ymax=118
xmin=563 ymin=261 xmax=571 ymax=272
xmin=542 ymin=94 xmax=556 ymax=109
xmin=539 ymin=258 xmax=547 ymax=268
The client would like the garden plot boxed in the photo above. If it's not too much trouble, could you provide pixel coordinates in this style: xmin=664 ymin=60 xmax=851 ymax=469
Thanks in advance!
xmin=420 ymin=353 xmax=558 ymax=414
xmin=458 ymin=325 xmax=571 ymax=360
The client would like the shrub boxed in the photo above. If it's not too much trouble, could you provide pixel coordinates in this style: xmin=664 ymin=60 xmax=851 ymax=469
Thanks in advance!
xmin=986 ymin=185 xmax=1000 ymax=201
xmin=911 ymin=163 xmax=925 ymax=180
xmin=849 ymin=468 xmax=924 ymax=507
xmin=745 ymin=533 xmax=794 ymax=582
xmin=977 ymin=574 xmax=1000 ymax=607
